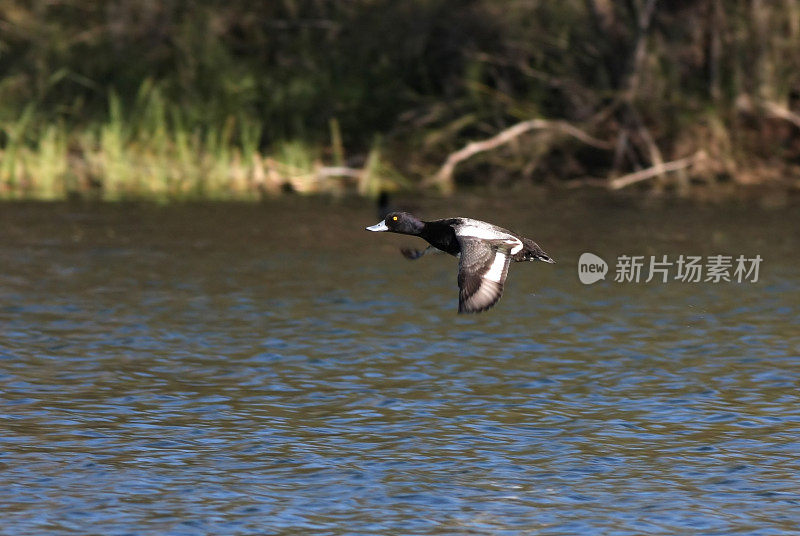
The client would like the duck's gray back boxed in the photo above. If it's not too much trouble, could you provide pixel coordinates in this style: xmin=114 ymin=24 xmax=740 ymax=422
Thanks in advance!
xmin=450 ymin=218 xmax=518 ymax=241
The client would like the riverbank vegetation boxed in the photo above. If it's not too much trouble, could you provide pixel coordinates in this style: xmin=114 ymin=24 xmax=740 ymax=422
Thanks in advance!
xmin=1 ymin=1 xmax=800 ymax=200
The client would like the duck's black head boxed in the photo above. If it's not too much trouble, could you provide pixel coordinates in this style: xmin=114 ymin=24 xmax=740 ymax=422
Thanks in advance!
xmin=366 ymin=211 xmax=424 ymax=235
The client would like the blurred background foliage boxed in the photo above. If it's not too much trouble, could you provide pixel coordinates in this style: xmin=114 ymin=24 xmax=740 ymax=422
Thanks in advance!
xmin=1 ymin=0 xmax=799 ymax=199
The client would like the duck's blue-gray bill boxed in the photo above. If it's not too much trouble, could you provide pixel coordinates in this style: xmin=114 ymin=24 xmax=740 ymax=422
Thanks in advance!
xmin=366 ymin=221 xmax=388 ymax=232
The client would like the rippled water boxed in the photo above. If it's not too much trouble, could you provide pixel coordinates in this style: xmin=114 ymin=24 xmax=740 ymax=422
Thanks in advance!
xmin=1 ymin=193 xmax=799 ymax=535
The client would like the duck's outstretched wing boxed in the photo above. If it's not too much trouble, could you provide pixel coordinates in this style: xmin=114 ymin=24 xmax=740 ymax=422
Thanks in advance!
xmin=456 ymin=237 xmax=514 ymax=314
xmin=400 ymin=245 xmax=439 ymax=260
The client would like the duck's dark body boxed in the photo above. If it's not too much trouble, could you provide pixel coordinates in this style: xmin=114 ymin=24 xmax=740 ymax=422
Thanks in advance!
xmin=366 ymin=212 xmax=554 ymax=313
xmin=417 ymin=219 xmax=460 ymax=256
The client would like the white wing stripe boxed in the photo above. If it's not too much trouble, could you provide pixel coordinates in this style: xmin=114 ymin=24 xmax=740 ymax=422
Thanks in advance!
xmin=484 ymin=251 xmax=508 ymax=283
xmin=456 ymin=224 xmax=509 ymax=241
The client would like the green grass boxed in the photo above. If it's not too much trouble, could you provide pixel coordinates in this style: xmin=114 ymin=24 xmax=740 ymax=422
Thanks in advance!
xmin=0 ymin=84 xmax=399 ymax=201
xmin=3 ymin=2 xmax=800 ymax=200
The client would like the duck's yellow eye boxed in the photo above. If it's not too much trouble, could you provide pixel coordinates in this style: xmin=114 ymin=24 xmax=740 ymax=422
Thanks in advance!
xmin=392 ymin=216 xmax=398 ymax=221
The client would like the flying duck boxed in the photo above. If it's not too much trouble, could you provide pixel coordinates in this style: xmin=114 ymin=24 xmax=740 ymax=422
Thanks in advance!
xmin=366 ymin=212 xmax=554 ymax=313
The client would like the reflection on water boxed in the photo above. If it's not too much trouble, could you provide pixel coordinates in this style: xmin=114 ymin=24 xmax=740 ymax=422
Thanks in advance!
xmin=1 ymin=194 xmax=799 ymax=534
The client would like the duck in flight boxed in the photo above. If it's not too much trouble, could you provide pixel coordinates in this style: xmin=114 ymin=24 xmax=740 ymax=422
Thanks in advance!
xmin=366 ymin=212 xmax=554 ymax=313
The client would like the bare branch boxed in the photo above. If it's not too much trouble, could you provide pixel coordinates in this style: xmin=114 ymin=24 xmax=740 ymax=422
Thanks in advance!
xmin=761 ymin=101 xmax=800 ymax=129
xmin=426 ymin=119 xmax=613 ymax=191
xmin=628 ymin=106 xmax=665 ymax=184
xmin=608 ymin=151 xmax=706 ymax=190
xmin=316 ymin=166 xmax=363 ymax=179
xmin=736 ymin=94 xmax=800 ymax=129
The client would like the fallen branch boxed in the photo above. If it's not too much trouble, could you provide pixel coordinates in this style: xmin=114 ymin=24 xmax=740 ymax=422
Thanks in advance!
xmin=426 ymin=118 xmax=613 ymax=191
xmin=608 ymin=151 xmax=706 ymax=190
xmin=316 ymin=166 xmax=363 ymax=180
xmin=761 ymin=100 xmax=800 ymax=129
xmin=736 ymin=95 xmax=800 ymax=129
